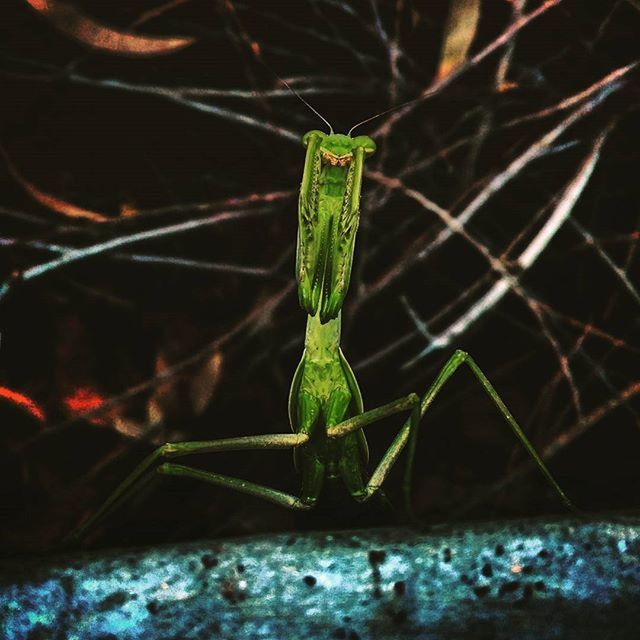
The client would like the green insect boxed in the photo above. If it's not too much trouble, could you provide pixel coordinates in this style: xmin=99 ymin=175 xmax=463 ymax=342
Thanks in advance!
xmin=71 ymin=123 xmax=573 ymax=540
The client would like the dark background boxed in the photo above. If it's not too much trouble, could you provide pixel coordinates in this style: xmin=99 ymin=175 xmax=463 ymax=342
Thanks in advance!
xmin=0 ymin=0 xmax=639 ymax=554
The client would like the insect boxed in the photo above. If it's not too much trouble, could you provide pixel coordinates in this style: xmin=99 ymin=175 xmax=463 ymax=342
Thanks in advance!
xmin=71 ymin=121 xmax=573 ymax=540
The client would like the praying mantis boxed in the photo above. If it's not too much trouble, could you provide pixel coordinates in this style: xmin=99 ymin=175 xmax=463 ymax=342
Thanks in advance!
xmin=71 ymin=120 xmax=574 ymax=541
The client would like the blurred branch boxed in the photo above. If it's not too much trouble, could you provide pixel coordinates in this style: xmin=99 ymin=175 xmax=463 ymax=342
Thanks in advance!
xmin=373 ymin=0 xmax=564 ymax=138
xmin=0 ymin=237 xmax=276 ymax=278
xmin=0 ymin=206 xmax=278 ymax=300
xmin=456 ymin=381 xmax=640 ymax=516
xmin=403 ymin=124 xmax=611 ymax=366
xmin=1 ymin=144 xmax=109 ymax=222
xmin=394 ymin=62 xmax=637 ymax=184
xmin=363 ymin=73 xmax=627 ymax=302
xmin=17 ymin=281 xmax=296 ymax=450
xmin=570 ymin=219 xmax=640 ymax=307
xmin=1 ymin=58 xmax=301 ymax=141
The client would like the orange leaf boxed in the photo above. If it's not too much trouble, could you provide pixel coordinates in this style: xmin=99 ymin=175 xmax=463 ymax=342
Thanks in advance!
xmin=0 ymin=386 xmax=45 ymax=422
xmin=436 ymin=0 xmax=481 ymax=81
xmin=147 ymin=353 xmax=180 ymax=426
xmin=189 ymin=351 xmax=223 ymax=415
xmin=2 ymin=145 xmax=108 ymax=222
xmin=25 ymin=0 xmax=195 ymax=56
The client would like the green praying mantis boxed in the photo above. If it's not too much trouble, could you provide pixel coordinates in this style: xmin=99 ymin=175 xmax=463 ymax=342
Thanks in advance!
xmin=71 ymin=114 xmax=574 ymax=541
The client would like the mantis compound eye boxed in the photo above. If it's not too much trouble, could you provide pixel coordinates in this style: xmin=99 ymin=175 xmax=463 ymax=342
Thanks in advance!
xmin=352 ymin=135 xmax=376 ymax=157
xmin=302 ymin=130 xmax=326 ymax=147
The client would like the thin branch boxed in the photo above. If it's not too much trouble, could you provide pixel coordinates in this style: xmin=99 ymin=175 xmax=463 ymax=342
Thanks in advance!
xmin=0 ymin=206 xmax=277 ymax=300
xmin=404 ymin=124 xmax=610 ymax=366
xmin=0 ymin=237 xmax=276 ymax=278
xmin=454 ymin=380 xmax=640 ymax=517
xmin=372 ymin=0 xmax=564 ymax=137
xmin=364 ymin=82 xmax=622 ymax=301
xmin=570 ymin=218 xmax=640 ymax=306
xmin=1 ymin=59 xmax=300 ymax=142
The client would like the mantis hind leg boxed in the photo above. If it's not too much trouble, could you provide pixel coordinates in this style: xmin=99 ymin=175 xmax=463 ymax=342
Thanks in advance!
xmin=157 ymin=464 xmax=312 ymax=510
xmin=403 ymin=350 xmax=575 ymax=514
xmin=338 ymin=433 xmax=368 ymax=499
xmin=327 ymin=350 xmax=574 ymax=515
xmin=67 ymin=433 xmax=310 ymax=544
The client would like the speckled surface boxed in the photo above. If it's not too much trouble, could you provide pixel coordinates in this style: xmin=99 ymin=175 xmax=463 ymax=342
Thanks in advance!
xmin=1 ymin=514 xmax=639 ymax=639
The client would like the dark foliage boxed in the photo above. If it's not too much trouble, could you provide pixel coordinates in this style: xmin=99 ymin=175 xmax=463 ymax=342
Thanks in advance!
xmin=0 ymin=0 xmax=638 ymax=553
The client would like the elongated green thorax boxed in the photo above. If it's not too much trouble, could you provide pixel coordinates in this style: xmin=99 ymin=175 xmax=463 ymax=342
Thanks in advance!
xmin=288 ymin=313 xmax=361 ymax=434
xmin=304 ymin=309 xmax=341 ymax=357
xmin=296 ymin=130 xmax=376 ymax=323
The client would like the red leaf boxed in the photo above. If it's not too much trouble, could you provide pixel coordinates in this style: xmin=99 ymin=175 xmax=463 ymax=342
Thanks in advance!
xmin=0 ymin=386 xmax=45 ymax=422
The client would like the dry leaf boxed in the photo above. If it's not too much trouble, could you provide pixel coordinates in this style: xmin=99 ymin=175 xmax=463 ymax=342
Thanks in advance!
xmin=436 ymin=0 xmax=481 ymax=81
xmin=497 ymin=80 xmax=518 ymax=93
xmin=112 ymin=416 xmax=147 ymax=439
xmin=1 ymin=145 xmax=108 ymax=222
xmin=189 ymin=351 xmax=223 ymax=415
xmin=62 ymin=386 xmax=109 ymax=425
xmin=147 ymin=353 xmax=180 ymax=427
xmin=119 ymin=202 xmax=138 ymax=218
xmin=25 ymin=0 xmax=195 ymax=56
xmin=0 ymin=386 xmax=45 ymax=422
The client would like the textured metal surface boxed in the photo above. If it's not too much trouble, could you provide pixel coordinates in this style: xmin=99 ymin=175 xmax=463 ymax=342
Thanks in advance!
xmin=1 ymin=514 xmax=639 ymax=639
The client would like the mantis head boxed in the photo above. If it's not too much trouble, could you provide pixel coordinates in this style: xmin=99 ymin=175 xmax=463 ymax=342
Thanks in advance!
xmin=303 ymin=131 xmax=376 ymax=166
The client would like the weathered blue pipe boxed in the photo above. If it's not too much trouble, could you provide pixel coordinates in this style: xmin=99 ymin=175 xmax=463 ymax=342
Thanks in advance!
xmin=1 ymin=514 xmax=639 ymax=639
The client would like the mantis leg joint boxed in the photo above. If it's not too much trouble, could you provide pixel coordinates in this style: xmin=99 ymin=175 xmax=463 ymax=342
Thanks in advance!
xmin=160 ymin=443 xmax=178 ymax=457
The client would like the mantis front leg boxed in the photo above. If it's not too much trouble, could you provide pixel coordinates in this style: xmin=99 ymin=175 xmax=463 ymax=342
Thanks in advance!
xmin=327 ymin=349 xmax=575 ymax=514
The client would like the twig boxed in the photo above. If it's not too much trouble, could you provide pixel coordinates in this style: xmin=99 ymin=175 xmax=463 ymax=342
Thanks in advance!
xmin=364 ymin=83 xmax=622 ymax=301
xmin=403 ymin=124 xmax=610 ymax=366
xmin=0 ymin=207 xmax=277 ymax=300
xmin=455 ymin=381 xmax=640 ymax=516
xmin=372 ymin=0 xmax=564 ymax=138
xmin=0 ymin=237 xmax=275 ymax=278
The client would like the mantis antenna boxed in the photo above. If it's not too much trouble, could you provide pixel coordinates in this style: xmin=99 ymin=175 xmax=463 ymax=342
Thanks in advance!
xmin=278 ymin=76 xmax=333 ymax=135
xmin=348 ymin=92 xmax=432 ymax=136
xmin=253 ymin=54 xmax=334 ymax=134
